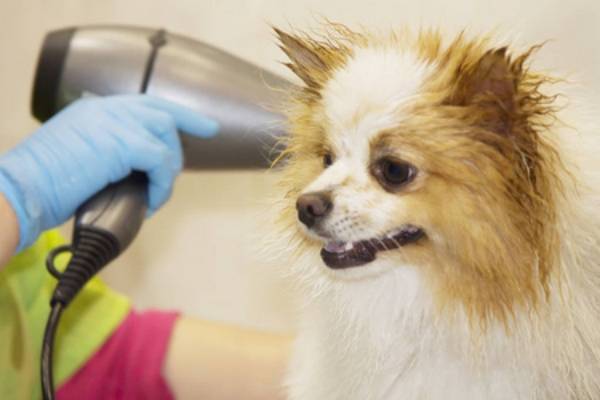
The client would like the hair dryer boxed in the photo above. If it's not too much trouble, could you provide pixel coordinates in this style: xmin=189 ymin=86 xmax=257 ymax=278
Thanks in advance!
xmin=33 ymin=25 xmax=292 ymax=400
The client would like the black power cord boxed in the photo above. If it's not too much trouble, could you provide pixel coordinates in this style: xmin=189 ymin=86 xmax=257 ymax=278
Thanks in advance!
xmin=41 ymin=302 xmax=63 ymax=399
xmin=41 ymin=228 xmax=121 ymax=400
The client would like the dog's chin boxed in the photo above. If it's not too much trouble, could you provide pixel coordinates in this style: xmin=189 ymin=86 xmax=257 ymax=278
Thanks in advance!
xmin=322 ymin=253 xmax=412 ymax=281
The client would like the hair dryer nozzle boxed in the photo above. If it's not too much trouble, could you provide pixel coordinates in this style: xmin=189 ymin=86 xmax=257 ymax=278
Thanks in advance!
xmin=32 ymin=27 xmax=76 ymax=122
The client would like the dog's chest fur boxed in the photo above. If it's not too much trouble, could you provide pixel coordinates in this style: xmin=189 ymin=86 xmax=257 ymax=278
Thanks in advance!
xmin=284 ymin=260 xmax=598 ymax=400
xmin=284 ymin=265 xmax=551 ymax=400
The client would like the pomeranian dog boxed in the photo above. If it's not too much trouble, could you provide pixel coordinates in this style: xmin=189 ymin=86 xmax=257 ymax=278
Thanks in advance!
xmin=271 ymin=24 xmax=600 ymax=400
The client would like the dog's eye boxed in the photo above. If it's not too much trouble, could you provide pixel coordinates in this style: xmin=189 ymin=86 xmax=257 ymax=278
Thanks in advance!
xmin=323 ymin=153 xmax=334 ymax=168
xmin=373 ymin=158 xmax=417 ymax=190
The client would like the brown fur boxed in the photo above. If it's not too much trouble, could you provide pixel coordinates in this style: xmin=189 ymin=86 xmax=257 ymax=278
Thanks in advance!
xmin=274 ymin=26 xmax=568 ymax=329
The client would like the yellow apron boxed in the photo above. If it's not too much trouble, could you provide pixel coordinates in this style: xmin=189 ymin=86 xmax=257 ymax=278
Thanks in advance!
xmin=0 ymin=230 xmax=130 ymax=400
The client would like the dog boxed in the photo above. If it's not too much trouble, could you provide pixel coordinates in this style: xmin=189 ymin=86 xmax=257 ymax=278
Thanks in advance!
xmin=271 ymin=24 xmax=600 ymax=399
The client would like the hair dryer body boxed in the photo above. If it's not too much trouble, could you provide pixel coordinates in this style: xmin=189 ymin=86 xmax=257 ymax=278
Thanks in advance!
xmin=33 ymin=25 xmax=292 ymax=169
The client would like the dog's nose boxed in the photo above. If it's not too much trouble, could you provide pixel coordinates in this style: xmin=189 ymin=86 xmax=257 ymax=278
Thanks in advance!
xmin=296 ymin=192 xmax=333 ymax=228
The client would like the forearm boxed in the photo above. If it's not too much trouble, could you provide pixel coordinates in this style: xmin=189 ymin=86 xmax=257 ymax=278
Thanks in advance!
xmin=164 ymin=317 xmax=291 ymax=400
xmin=0 ymin=191 xmax=19 ymax=270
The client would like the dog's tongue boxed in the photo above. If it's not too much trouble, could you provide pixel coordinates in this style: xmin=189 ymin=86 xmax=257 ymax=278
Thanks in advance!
xmin=321 ymin=241 xmax=377 ymax=269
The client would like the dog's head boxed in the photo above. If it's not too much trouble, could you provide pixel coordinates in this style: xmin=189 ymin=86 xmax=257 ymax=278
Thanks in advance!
xmin=275 ymin=26 xmax=563 ymax=324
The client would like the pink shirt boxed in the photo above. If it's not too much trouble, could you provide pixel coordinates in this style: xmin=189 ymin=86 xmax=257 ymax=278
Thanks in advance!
xmin=57 ymin=310 xmax=179 ymax=400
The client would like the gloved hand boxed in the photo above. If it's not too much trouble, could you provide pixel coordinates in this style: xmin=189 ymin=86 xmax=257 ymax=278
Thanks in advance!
xmin=0 ymin=95 xmax=219 ymax=252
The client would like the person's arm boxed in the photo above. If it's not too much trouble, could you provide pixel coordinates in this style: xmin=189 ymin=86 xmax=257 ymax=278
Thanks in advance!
xmin=164 ymin=317 xmax=292 ymax=400
xmin=0 ymin=192 xmax=19 ymax=270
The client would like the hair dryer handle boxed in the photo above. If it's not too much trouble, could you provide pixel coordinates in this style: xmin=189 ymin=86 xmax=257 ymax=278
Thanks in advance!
xmin=49 ymin=172 xmax=148 ymax=306
xmin=74 ymin=171 xmax=148 ymax=252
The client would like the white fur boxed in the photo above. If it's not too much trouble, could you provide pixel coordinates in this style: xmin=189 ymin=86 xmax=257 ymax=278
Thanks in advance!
xmin=301 ymin=48 xmax=431 ymax=245
xmin=322 ymin=47 xmax=431 ymax=162
xmin=279 ymin=46 xmax=600 ymax=400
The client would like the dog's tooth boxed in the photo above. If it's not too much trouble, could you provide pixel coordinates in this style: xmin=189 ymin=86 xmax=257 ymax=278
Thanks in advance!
xmin=325 ymin=241 xmax=347 ymax=253
xmin=344 ymin=242 xmax=354 ymax=251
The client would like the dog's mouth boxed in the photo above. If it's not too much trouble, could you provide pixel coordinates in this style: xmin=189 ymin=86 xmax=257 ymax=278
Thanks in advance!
xmin=321 ymin=225 xmax=425 ymax=269
xmin=320 ymin=224 xmax=425 ymax=269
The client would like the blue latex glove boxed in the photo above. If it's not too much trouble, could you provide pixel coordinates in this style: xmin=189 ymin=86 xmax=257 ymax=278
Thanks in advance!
xmin=0 ymin=95 xmax=219 ymax=252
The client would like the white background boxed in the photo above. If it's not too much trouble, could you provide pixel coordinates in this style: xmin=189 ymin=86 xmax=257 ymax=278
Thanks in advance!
xmin=0 ymin=0 xmax=598 ymax=333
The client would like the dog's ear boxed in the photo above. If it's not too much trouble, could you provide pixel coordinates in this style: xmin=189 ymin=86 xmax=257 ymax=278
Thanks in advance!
xmin=274 ymin=28 xmax=328 ymax=90
xmin=448 ymin=48 xmax=518 ymax=136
